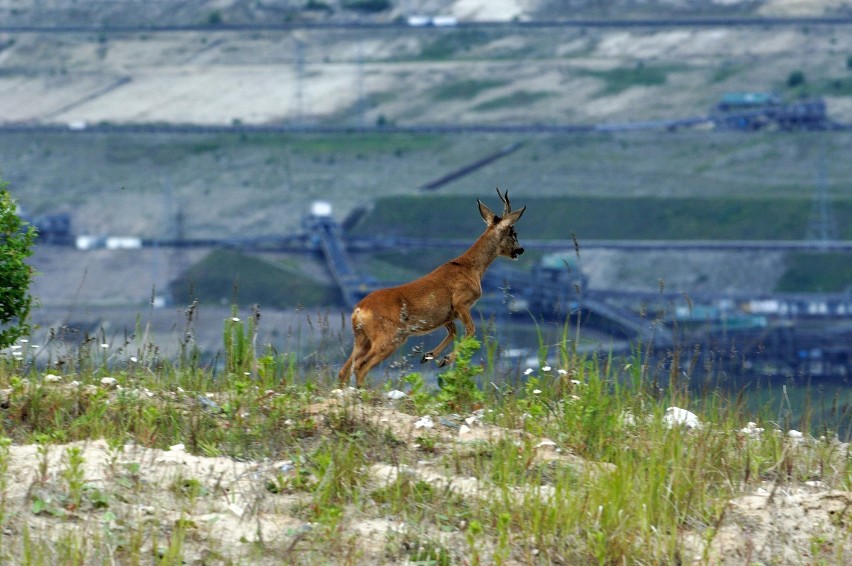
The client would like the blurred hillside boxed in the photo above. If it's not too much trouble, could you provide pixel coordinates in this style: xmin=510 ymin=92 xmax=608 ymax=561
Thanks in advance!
xmin=0 ymin=0 xmax=850 ymax=311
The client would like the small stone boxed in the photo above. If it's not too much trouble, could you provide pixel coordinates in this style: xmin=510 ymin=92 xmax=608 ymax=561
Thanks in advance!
xmin=663 ymin=406 xmax=701 ymax=429
xmin=740 ymin=422 xmax=764 ymax=436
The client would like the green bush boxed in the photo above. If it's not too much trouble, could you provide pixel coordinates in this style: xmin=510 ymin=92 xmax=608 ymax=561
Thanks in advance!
xmin=776 ymin=252 xmax=852 ymax=292
xmin=436 ymin=336 xmax=485 ymax=412
xmin=342 ymin=0 xmax=391 ymax=13
xmin=579 ymin=64 xmax=671 ymax=95
xmin=787 ymin=70 xmax=806 ymax=88
xmin=169 ymin=249 xmax=339 ymax=308
xmin=0 ymin=184 xmax=37 ymax=349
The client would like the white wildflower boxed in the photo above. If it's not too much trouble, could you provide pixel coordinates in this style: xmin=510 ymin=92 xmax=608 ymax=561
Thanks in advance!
xmin=532 ymin=389 xmax=542 ymax=395
xmin=130 ymin=356 xmax=138 ymax=363
xmin=101 ymin=343 xmax=109 ymax=349
xmin=523 ymin=368 xmax=534 ymax=375
xmin=557 ymin=369 xmax=567 ymax=375
xmin=231 ymin=317 xmax=240 ymax=322
xmin=541 ymin=365 xmax=552 ymax=372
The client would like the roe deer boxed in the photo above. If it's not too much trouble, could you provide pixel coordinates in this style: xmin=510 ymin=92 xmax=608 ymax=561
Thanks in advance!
xmin=339 ymin=188 xmax=526 ymax=387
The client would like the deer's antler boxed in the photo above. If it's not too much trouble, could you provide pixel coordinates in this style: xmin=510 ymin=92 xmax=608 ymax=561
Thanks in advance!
xmin=496 ymin=187 xmax=511 ymax=216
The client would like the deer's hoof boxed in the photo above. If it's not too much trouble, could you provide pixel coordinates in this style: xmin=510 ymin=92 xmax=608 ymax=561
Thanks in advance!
xmin=438 ymin=356 xmax=452 ymax=367
xmin=421 ymin=353 xmax=434 ymax=364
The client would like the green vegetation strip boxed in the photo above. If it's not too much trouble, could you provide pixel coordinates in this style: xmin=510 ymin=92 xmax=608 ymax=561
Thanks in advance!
xmin=351 ymin=195 xmax=852 ymax=241
xmin=170 ymin=250 xmax=338 ymax=308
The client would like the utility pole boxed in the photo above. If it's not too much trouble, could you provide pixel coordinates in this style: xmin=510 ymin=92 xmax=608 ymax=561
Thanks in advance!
xmin=160 ymin=177 xmax=187 ymax=306
xmin=356 ymin=41 xmax=366 ymax=127
xmin=806 ymin=143 xmax=838 ymax=245
xmin=293 ymin=35 xmax=305 ymax=125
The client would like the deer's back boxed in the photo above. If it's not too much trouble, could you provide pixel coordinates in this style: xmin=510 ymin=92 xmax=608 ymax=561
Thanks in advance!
xmin=354 ymin=262 xmax=480 ymax=333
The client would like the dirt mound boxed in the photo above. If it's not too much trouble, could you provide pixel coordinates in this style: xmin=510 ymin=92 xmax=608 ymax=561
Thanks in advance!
xmin=700 ymin=486 xmax=851 ymax=564
xmin=3 ymin=392 xmax=850 ymax=563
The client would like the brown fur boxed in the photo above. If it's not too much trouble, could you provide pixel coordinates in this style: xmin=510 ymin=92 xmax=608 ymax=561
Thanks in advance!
xmin=339 ymin=189 xmax=526 ymax=387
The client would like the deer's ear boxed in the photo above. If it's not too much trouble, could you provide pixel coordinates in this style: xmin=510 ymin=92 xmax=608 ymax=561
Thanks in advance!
xmin=478 ymin=199 xmax=497 ymax=225
xmin=502 ymin=205 xmax=526 ymax=226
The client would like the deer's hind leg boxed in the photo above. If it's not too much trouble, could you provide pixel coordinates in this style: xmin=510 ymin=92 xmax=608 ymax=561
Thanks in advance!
xmin=353 ymin=338 xmax=398 ymax=388
xmin=339 ymin=325 xmax=372 ymax=386
xmin=421 ymin=322 xmax=457 ymax=367
xmin=338 ymin=350 xmax=359 ymax=387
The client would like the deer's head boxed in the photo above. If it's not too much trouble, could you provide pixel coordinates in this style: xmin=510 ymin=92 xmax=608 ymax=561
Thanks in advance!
xmin=478 ymin=188 xmax=526 ymax=259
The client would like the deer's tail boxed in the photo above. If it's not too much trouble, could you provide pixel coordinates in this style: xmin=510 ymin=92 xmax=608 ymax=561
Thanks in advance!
xmin=351 ymin=307 xmax=370 ymax=333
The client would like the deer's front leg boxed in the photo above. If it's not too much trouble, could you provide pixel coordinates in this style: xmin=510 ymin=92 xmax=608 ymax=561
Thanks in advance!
xmin=434 ymin=308 xmax=476 ymax=367
xmin=421 ymin=322 xmax=456 ymax=365
xmin=458 ymin=307 xmax=476 ymax=337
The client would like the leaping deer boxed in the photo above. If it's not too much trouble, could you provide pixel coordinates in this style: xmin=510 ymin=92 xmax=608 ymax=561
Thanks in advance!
xmin=339 ymin=188 xmax=526 ymax=387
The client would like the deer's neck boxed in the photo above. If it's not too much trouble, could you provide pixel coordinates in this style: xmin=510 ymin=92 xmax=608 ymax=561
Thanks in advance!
xmin=455 ymin=229 xmax=500 ymax=278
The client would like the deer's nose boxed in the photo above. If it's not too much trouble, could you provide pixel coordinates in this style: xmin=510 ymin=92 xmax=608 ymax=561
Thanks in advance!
xmin=512 ymin=247 xmax=524 ymax=258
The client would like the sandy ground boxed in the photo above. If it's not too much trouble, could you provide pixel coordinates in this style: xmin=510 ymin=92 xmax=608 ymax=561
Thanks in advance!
xmin=2 ymin=390 xmax=849 ymax=563
xmin=451 ymin=0 xmax=530 ymax=21
xmin=2 ymin=1 xmax=852 ymax=128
